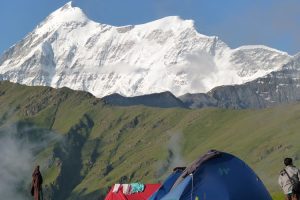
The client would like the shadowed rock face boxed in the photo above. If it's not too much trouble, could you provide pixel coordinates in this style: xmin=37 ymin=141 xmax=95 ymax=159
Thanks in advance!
xmin=178 ymin=93 xmax=218 ymax=108
xmin=102 ymin=91 xmax=187 ymax=108
xmin=180 ymin=56 xmax=300 ymax=109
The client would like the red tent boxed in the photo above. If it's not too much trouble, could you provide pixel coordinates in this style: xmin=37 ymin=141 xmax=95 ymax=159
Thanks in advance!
xmin=104 ymin=184 xmax=161 ymax=200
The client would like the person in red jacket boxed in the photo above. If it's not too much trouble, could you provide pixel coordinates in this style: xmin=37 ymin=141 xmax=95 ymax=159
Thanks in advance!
xmin=31 ymin=165 xmax=43 ymax=200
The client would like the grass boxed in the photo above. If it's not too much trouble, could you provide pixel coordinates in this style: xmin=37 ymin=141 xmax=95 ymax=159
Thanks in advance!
xmin=0 ymin=81 xmax=299 ymax=199
xmin=272 ymin=192 xmax=285 ymax=200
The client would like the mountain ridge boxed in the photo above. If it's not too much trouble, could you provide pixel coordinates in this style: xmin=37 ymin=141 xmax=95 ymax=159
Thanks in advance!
xmin=180 ymin=55 xmax=300 ymax=109
xmin=102 ymin=55 xmax=300 ymax=109
xmin=0 ymin=2 xmax=294 ymax=98
xmin=102 ymin=91 xmax=186 ymax=108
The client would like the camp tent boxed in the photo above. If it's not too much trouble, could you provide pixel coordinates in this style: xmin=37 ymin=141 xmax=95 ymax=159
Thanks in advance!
xmin=105 ymin=183 xmax=161 ymax=200
xmin=150 ymin=150 xmax=272 ymax=200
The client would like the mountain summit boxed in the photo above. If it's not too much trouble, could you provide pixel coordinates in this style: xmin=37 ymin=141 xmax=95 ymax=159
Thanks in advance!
xmin=0 ymin=2 xmax=293 ymax=97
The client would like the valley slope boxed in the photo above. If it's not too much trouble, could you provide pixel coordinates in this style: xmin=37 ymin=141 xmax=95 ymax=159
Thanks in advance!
xmin=0 ymin=81 xmax=298 ymax=199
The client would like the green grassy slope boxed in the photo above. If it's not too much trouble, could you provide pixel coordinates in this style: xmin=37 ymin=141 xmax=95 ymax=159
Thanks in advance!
xmin=0 ymin=81 xmax=297 ymax=200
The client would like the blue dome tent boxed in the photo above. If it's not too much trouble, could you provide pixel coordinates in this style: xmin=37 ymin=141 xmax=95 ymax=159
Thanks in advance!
xmin=150 ymin=150 xmax=272 ymax=200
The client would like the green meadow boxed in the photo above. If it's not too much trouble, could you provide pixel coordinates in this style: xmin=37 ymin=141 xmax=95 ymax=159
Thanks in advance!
xmin=0 ymin=81 xmax=297 ymax=199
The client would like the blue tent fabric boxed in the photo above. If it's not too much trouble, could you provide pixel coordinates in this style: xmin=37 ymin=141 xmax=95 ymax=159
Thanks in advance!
xmin=149 ymin=150 xmax=272 ymax=200
xmin=149 ymin=169 xmax=183 ymax=200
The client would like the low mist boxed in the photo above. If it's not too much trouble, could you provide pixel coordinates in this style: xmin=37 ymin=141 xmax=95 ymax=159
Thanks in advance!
xmin=0 ymin=123 xmax=61 ymax=200
xmin=156 ymin=132 xmax=186 ymax=178
xmin=0 ymin=135 xmax=33 ymax=199
xmin=167 ymin=132 xmax=186 ymax=168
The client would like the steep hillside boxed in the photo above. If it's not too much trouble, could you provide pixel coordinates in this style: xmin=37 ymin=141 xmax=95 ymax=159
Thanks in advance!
xmin=0 ymin=2 xmax=292 ymax=97
xmin=0 ymin=81 xmax=298 ymax=199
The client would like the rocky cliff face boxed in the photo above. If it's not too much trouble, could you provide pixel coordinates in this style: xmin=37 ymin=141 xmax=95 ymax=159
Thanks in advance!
xmin=0 ymin=2 xmax=292 ymax=98
xmin=180 ymin=55 xmax=300 ymax=109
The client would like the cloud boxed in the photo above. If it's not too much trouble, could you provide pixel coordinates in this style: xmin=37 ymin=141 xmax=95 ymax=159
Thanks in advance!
xmin=169 ymin=50 xmax=218 ymax=95
xmin=66 ymin=62 xmax=148 ymax=75
xmin=98 ymin=63 xmax=147 ymax=74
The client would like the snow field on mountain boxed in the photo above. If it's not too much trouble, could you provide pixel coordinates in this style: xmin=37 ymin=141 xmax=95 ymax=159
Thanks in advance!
xmin=0 ymin=1 xmax=293 ymax=97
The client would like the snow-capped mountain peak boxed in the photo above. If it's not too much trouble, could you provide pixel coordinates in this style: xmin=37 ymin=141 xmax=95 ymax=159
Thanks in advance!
xmin=35 ymin=2 xmax=88 ymax=35
xmin=0 ymin=2 xmax=294 ymax=97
